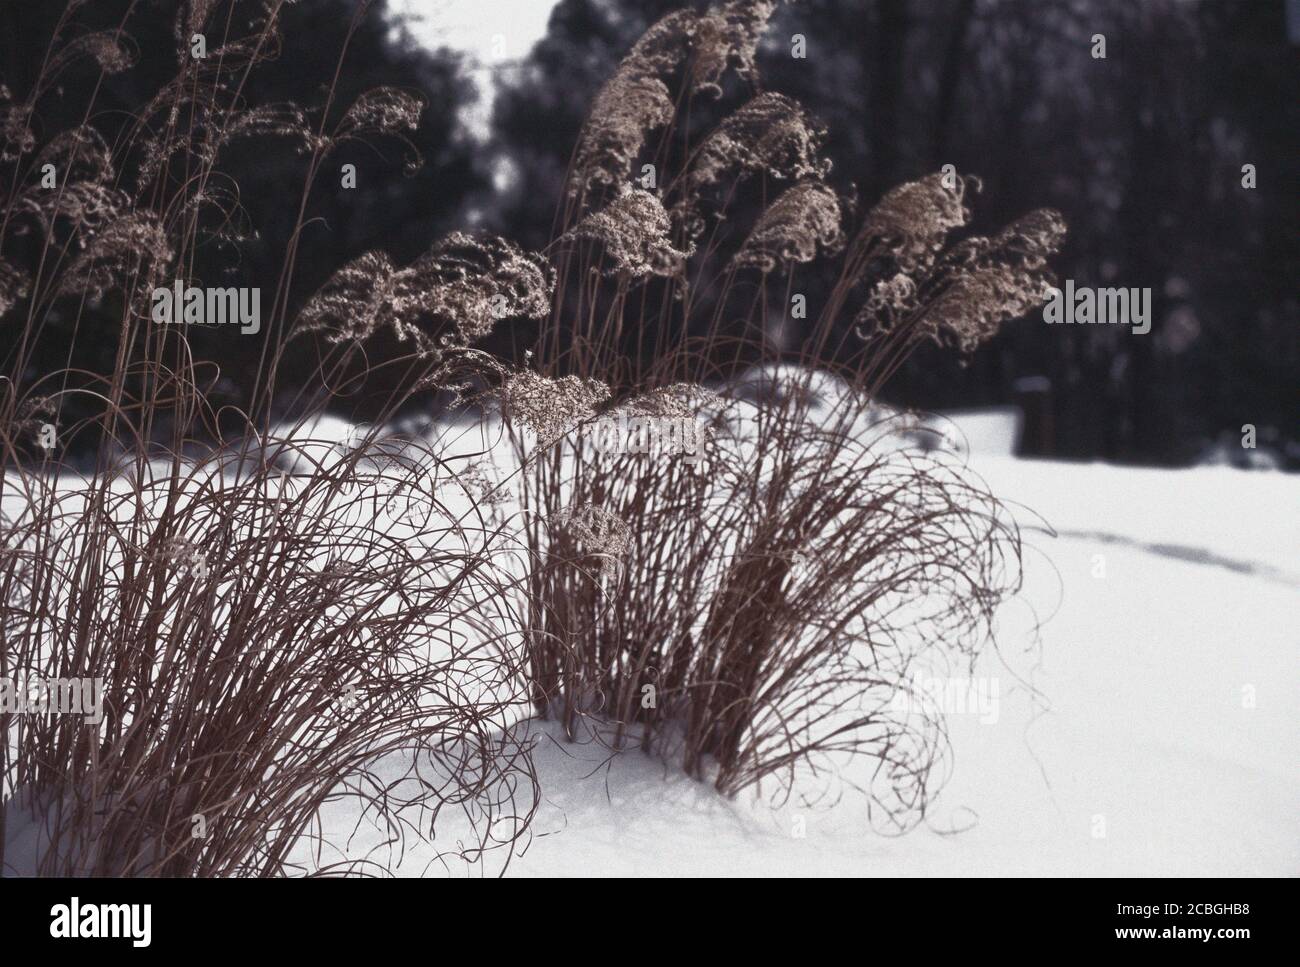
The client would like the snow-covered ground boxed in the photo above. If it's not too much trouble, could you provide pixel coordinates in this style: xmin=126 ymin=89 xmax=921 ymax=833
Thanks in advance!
xmin=491 ymin=457 xmax=1297 ymax=876
xmin=305 ymin=425 xmax=1297 ymax=877
xmin=7 ymin=407 xmax=1296 ymax=877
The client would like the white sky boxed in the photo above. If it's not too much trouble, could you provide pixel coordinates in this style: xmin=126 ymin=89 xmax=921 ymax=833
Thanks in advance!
xmin=390 ymin=0 xmax=561 ymax=137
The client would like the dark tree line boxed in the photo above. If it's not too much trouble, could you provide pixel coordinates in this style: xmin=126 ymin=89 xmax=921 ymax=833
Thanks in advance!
xmin=3 ymin=0 xmax=1294 ymax=465
xmin=1 ymin=0 xmax=487 ymax=432
xmin=487 ymin=0 xmax=1298 ymax=466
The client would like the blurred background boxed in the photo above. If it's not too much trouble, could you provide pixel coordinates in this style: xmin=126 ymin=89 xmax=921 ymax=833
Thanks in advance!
xmin=3 ymin=0 xmax=1296 ymax=467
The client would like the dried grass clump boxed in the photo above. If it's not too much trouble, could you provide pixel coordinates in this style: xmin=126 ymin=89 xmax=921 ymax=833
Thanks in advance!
xmin=6 ymin=397 xmax=58 ymax=451
xmin=567 ymin=1 xmax=786 ymax=198
xmin=219 ymin=103 xmax=318 ymax=155
xmin=418 ymin=233 xmax=555 ymax=342
xmin=15 ymin=182 xmax=132 ymax=241
xmin=10 ymin=125 xmax=122 ymax=241
xmin=446 ymin=459 xmax=513 ymax=515
xmin=175 ymin=0 xmax=221 ymax=42
xmin=295 ymin=251 xmax=406 ymax=346
xmin=673 ymin=92 xmax=831 ymax=240
xmin=1 ymin=0 xmax=1068 ymax=870
xmin=521 ymin=4 xmax=1063 ymax=832
xmin=570 ymin=71 xmax=676 ymax=201
xmin=524 ymin=381 xmax=1022 ymax=830
xmin=136 ymin=91 xmax=321 ymax=193
xmin=0 ymin=439 xmax=537 ymax=876
xmin=2 ymin=1 xmax=541 ymax=878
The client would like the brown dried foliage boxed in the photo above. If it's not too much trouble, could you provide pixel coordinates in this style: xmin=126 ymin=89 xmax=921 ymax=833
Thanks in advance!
xmin=1 ymin=0 xmax=1066 ymax=873
xmin=2 ymin=1 xmax=538 ymax=878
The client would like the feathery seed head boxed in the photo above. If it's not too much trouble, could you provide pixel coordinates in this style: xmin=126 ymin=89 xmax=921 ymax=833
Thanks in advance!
xmin=677 ymin=93 xmax=830 ymax=237
xmin=0 ymin=261 xmax=31 ymax=319
xmin=296 ymin=235 xmax=554 ymax=354
xmin=497 ymin=370 xmax=611 ymax=447
xmin=562 ymin=187 xmax=694 ymax=278
xmin=733 ymin=181 xmax=845 ymax=272
xmin=57 ymin=213 xmax=173 ymax=300
xmin=856 ymin=172 xmax=972 ymax=273
xmin=692 ymin=0 xmax=781 ymax=96
xmin=555 ymin=503 xmax=632 ymax=579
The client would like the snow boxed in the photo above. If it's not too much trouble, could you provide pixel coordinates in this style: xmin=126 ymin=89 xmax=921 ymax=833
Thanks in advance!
xmin=298 ymin=437 xmax=1299 ymax=876
xmin=928 ymin=407 xmax=1023 ymax=457
xmin=6 ymin=407 xmax=1296 ymax=877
